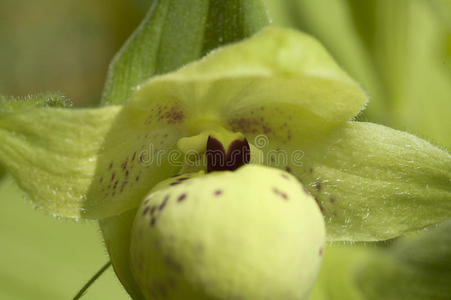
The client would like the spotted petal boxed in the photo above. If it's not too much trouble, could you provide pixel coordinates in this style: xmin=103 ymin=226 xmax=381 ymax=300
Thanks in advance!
xmin=130 ymin=26 xmax=368 ymax=138
xmin=0 ymin=103 xmax=189 ymax=219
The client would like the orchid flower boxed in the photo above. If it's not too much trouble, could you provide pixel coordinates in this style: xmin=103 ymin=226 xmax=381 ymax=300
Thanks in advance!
xmin=0 ymin=1 xmax=450 ymax=299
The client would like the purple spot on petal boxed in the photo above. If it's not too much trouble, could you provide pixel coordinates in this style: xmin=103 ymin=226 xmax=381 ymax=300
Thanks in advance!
xmin=273 ymin=187 xmax=288 ymax=200
xmin=281 ymin=173 xmax=290 ymax=180
xmin=315 ymin=182 xmax=322 ymax=192
xmin=143 ymin=206 xmax=150 ymax=216
xmin=177 ymin=194 xmax=187 ymax=202
xmin=159 ymin=196 xmax=169 ymax=210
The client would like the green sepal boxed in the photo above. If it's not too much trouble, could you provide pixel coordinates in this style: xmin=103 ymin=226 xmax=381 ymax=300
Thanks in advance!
xmin=101 ymin=0 xmax=269 ymax=106
xmin=0 ymin=93 xmax=72 ymax=180
xmin=0 ymin=92 xmax=71 ymax=112
xmin=0 ymin=104 xmax=188 ymax=219
xmin=131 ymin=27 xmax=368 ymax=135
xmin=257 ymin=121 xmax=451 ymax=241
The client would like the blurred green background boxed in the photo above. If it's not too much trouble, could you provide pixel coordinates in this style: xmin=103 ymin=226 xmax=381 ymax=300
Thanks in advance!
xmin=0 ymin=1 xmax=150 ymax=299
xmin=265 ymin=0 xmax=451 ymax=151
xmin=0 ymin=0 xmax=150 ymax=107
xmin=0 ymin=0 xmax=450 ymax=299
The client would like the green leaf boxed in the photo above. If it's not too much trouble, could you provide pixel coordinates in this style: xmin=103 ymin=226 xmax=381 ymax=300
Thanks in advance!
xmin=356 ymin=221 xmax=451 ymax=299
xmin=255 ymin=121 xmax=451 ymax=241
xmin=262 ymin=0 xmax=296 ymax=27
xmin=131 ymin=26 xmax=368 ymax=134
xmin=101 ymin=0 xmax=269 ymax=106
xmin=0 ymin=104 xmax=187 ymax=219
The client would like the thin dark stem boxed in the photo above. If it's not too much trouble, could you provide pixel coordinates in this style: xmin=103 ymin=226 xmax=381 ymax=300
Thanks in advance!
xmin=72 ymin=261 xmax=112 ymax=300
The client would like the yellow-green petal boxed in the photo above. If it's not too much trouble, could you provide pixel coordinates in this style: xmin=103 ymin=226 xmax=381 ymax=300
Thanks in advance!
xmin=130 ymin=26 xmax=368 ymax=136
xmin=251 ymin=121 xmax=451 ymax=241
xmin=0 ymin=104 xmax=188 ymax=219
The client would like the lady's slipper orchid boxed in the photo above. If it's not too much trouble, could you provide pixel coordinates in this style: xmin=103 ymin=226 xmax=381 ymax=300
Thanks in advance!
xmin=0 ymin=4 xmax=450 ymax=300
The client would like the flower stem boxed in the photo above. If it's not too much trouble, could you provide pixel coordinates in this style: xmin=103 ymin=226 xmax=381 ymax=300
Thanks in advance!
xmin=72 ymin=261 xmax=112 ymax=300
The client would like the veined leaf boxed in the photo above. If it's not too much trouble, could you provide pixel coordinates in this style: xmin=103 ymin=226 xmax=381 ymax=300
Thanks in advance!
xmin=101 ymin=0 xmax=269 ymax=106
